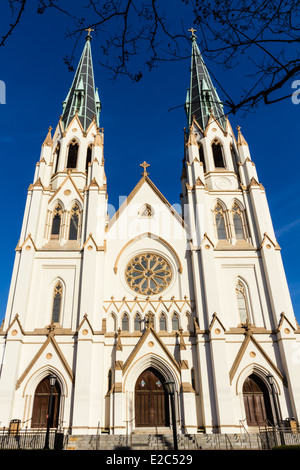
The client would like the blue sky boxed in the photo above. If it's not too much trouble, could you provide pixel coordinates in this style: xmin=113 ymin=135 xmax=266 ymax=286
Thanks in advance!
xmin=0 ymin=1 xmax=299 ymax=325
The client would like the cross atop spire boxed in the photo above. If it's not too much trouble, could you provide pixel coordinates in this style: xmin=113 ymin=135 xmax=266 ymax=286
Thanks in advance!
xmin=85 ymin=27 xmax=94 ymax=41
xmin=188 ymin=27 xmax=197 ymax=39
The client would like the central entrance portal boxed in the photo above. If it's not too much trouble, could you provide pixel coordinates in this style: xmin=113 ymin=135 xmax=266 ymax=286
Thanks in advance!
xmin=135 ymin=368 xmax=170 ymax=427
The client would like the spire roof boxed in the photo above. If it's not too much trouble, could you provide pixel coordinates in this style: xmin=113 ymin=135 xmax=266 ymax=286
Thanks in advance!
xmin=185 ymin=30 xmax=226 ymax=131
xmin=61 ymin=31 xmax=101 ymax=132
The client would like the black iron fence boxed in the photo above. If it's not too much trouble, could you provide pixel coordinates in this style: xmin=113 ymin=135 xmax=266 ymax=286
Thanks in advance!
xmin=0 ymin=427 xmax=65 ymax=450
xmin=259 ymin=426 xmax=300 ymax=450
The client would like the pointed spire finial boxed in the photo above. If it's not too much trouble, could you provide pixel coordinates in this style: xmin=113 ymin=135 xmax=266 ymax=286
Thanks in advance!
xmin=42 ymin=126 xmax=53 ymax=147
xmin=140 ymin=161 xmax=150 ymax=177
xmin=237 ymin=125 xmax=248 ymax=147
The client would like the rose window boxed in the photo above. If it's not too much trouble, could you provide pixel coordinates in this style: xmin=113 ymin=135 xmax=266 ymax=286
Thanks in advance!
xmin=125 ymin=253 xmax=172 ymax=295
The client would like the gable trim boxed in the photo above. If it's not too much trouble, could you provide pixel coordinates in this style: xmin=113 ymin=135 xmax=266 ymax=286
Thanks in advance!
xmin=15 ymin=326 xmax=74 ymax=389
xmin=229 ymin=331 xmax=286 ymax=385
xmin=113 ymin=232 xmax=183 ymax=274
xmin=107 ymin=175 xmax=188 ymax=232
xmin=122 ymin=326 xmax=180 ymax=375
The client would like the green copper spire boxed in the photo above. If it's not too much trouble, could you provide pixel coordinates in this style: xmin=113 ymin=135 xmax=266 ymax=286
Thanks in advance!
xmin=61 ymin=30 xmax=101 ymax=131
xmin=185 ymin=29 xmax=226 ymax=131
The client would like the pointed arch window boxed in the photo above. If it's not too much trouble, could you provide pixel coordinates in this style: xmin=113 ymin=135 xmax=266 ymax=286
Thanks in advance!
xmin=139 ymin=204 xmax=154 ymax=217
xmin=51 ymin=204 xmax=62 ymax=239
xmin=236 ymin=281 xmax=249 ymax=324
xmin=122 ymin=313 xmax=129 ymax=331
xmin=52 ymin=282 xmax=63 ymax=323
xmin=198 ymin=143 xmax=206 ymax=173
xmin=212 ymin=139 xmax=225 ymax=168
xmin=159 ymin=313 xmax=167 ymax=331
xmin=86 ymin=144 xmax=92 ymax=172
xmin=69 ymin=204 xmax=80 ymax=240
xmin=67 ymin=140 xmax=79 ymax=169
xmin=172 ymin=313 xmax=179 ymax=331
xmin=134 ymin=313 xmax=141 ymax=332
xmin=215 ymin=204 xmax=227 ymax=240
xmin=232 ymin=204 xmax=245 ymax=239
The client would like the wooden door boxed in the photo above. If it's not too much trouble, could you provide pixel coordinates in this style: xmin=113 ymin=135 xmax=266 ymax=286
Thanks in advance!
xmin=243 ymin=375 xmax=272 ymax=427
xmin=31 ymin=376 xmax=61 ymax=428
xmin=135 ymin=368 xmax=169 ymax=427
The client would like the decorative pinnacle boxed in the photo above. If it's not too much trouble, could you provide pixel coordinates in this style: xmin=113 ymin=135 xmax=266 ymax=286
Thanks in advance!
xmin=140 ymin=161 xmax=150 ymax=177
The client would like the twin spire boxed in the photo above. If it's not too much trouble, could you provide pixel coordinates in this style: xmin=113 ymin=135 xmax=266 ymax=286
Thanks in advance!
xmin=61 ymin=29 xmax=101 ymax=132
xmin=185 ymin=28 xmax=226 ymax=131
xmin=60 ymin=27 xmax=224 ymax=135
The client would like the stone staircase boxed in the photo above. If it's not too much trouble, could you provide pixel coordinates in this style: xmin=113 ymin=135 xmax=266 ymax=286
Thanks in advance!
xmin=66 ymin=432 xmax=262 ymax=451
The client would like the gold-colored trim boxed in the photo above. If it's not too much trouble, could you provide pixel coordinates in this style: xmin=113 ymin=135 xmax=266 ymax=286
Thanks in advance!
xmin=15 ymin=325 xmax=74 ymax=389
xmin=42 ymin=126 xmax=53 ymax=147
xmin=236 ymin=125 xmax=248 ymax=147
xmin=103 ymin=297 xmax=195 ymax=314
xmin=107 ymin=175 xmax=188 ymax=232
xmin=15 ymin=233 xmax=37 ymax=252
xmin=276 ymin=312 xmax=297 ymax=334
xmin=259 ymin=232 xmax=281 ymax=251
xmin=203 ymin=112 xmax=227 ymax=138
xmin=82 ymin=233 xmax=106 ymax=252
xmin=76 ymin=313 xmax=95 ymax=335
xmin=48 ymin=173 xmax=84 ymax=204
xmin=122 ymin=326 xmax=180 ymax=375
xmin=6 ymin=314 xmax=25 ymax=336
xmin=208 ymin=313 xmax=226 ymax=334
xmin=113 ymin=232 xmax=183 ymax=274
xmin=229 ymin=330 xmax=286 ymax=385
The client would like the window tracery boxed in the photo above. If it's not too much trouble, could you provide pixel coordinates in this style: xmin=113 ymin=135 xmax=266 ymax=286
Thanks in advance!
xmin=236 ymin=280 xmax=250 ymax=324
xmin=69 ymin=204 xmax=80 ymax=240
xmin=134 ymin=313 xmax=142 ymax=331
xmin=139 ymin=204 xmax=154 ymax=217
xmin=172 ymin=313 xmax=179 ymax=331
xmin=122 ymin=313 xmax=129 ymax=331
xmin=159 ymin=313 xmax=167 ymax=331
xmin=232 ymin=204 xmax=245 ymax=239
xmin=51 ymin=204 xmax=62 ymax=239
xmin=214 ymin=204 xmax=227 ymax=240
xmin=51 ymin=282 xmax=63 ymax=323
xmin=125 ymin=253 xmax=172 ymax=295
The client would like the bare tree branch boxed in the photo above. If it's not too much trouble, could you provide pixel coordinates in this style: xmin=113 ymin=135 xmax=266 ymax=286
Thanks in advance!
xmin=1 ymin=0 xmax=27 ymax=47
xmin=2 ymin=0 xmax=300 ymax=115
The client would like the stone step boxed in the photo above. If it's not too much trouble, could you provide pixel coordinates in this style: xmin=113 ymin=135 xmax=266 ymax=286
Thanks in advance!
xmin=66 ymin=432 xmax=263 ymax=451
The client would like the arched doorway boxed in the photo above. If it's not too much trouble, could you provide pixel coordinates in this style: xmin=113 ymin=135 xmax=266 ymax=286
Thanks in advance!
xmin=135 ymin=368 xmax=170 ymax=427
xmin=243 ymin=374 xmax=273 ymax=427
xmin=31 ymin=376 xmax=61 ymax=428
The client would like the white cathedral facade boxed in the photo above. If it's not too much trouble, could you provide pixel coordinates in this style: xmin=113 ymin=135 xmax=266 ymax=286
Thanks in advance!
xmin=0 ymin=30 xmax=299 ymax=437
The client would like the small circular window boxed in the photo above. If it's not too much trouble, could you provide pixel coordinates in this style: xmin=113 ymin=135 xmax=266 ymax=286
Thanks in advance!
xmin=125 ymin=253 xmax=172 ymax=295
